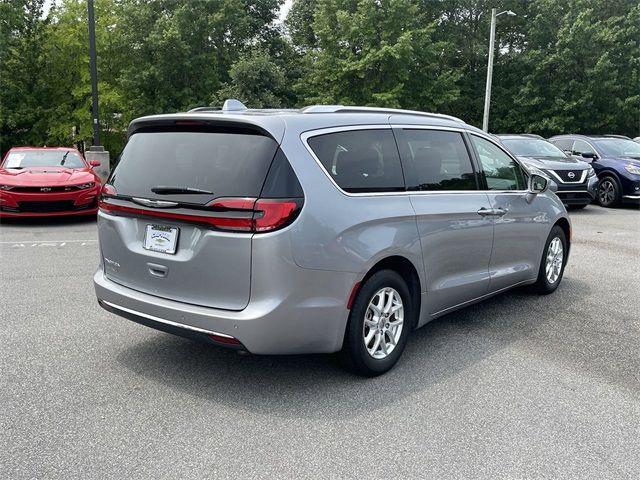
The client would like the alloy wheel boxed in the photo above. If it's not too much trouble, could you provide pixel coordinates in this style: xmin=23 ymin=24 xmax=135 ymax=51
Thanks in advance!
xmin=362 ymin=287 xmax=404 ymax=359
xmin=545 ymin=237 xmax=564 ymax=284
xmin=598 ymin=179 xmax=616 ymax=206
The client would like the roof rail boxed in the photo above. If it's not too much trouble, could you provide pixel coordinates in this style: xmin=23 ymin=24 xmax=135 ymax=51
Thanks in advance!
xmin=302 ymin=105 xmax=346 ymax=113
xmin=603 ymin=134 xmax=631 ymax=140
xmin=301 ymin=105 xmax=465 ymax=123
xmin=188 ymin=99 xmax=248 ymax=113
xmin=188 ymin=106 xmax=221 ymax=112
xmin=497 ymin=133 xmax=544 ymax=140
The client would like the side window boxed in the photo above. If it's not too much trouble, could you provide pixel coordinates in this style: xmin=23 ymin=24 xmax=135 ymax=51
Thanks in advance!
xmin=471 ymin=135 xmax=526 ymax=191
xmin=572 ymin=140 xmax=595 ymax=155
xmin=398 ymin=130 xmax=477 ymax=191
xmin=551 ymin=138 xmax=573 ymax=152
xmin=307 ymin=129 xmax=405 ymax=193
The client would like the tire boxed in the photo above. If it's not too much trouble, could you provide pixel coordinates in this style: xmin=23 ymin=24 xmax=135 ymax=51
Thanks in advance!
xmin=597 ymin=175 xmax=621 ymax=207
xmin=567 ymin=203 xmax=588 ymax=210
xmin=341 ymin=270 xmax=414 ymax=377
xmin=531 ymin=225 xmax=567 ymax=294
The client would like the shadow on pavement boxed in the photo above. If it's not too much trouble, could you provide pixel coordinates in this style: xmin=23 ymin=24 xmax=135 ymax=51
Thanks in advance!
xmin=116 ymin=278 xmax=612 ymax=419
xmin=0 ymin=215 xmax=96 ymax=228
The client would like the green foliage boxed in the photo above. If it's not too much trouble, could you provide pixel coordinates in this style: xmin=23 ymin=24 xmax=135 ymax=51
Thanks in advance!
xmin=0 ymin=0 xmax=638 ymax=159
xmin=512 ymin=0 xmax=640 ymax=136
xmin=0 ymin=0 xmax=49 ymax=153
xmin=214 ymin=50 xmax=290 ymax=108
xmin=295 ymin=0 xmax=460 ymax=109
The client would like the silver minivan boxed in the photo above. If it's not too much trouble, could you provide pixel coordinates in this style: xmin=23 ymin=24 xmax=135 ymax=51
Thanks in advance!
xmin=94 ymin=101 xmax=571 ymax=376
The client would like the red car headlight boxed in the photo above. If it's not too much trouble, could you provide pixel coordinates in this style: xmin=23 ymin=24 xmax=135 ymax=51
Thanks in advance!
xmin=75 ymin=182 xmax=96 ymax=190
xmin=0 ymin=185 xmax=15 ymax=191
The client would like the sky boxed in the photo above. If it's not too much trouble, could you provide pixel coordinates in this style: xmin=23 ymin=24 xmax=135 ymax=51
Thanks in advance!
xmin=43 ymin=0 xmax=295 ymax=23
xmin=280 ymin=0 xmax=294 ymax=22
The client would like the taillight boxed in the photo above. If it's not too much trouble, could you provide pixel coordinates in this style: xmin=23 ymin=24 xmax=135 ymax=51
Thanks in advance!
xmin=99 ymin=195 xmax=301 ymax=233
xmin=254 ymin=199 xmax=300 ymax=232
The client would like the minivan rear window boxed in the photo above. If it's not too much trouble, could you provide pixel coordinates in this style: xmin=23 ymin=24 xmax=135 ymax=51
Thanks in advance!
xmin=108 ymin=130 xmax=279 ymax=204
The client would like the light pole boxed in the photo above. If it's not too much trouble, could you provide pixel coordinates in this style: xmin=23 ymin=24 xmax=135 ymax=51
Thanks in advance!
xmin=87 ymin=0 xmax=100 ymax=146
xmin=85 ymin=0 xmax=110 ymax=182
xmin=482 ymin=8 xmax=516 ymax=132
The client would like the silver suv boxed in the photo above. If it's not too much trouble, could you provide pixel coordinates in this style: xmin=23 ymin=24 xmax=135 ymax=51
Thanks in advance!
xmin=94 ymin=101 xmax=571 ymax=376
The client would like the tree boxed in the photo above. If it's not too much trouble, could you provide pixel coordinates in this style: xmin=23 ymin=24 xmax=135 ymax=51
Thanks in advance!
xmin=295 ymin=0 xmax=460 ymax=110
xmin=214 ymin=50 xmax=290 ymax=108
xmin=514 ymin=0 xmax=640 ymax=136
xmin=0 ymin=0 xmax=49 ymax=153
xmin=113 ymin=0 xmax=284 ymax=117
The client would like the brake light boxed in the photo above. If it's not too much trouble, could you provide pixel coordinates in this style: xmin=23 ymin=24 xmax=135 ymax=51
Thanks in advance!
xmin=99 ymin=196 xmax=301 ymax=233
xmin=209 ymin=197 xmax=256 ymax=210
xmin=254 ymin=199 xmax=300 ymax=232
xmin=174 ymin=120 xmax=208 ymax=126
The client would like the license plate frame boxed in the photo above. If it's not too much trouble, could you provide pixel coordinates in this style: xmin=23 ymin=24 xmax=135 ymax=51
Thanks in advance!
xmin=143 ymin=224 xmax=179 ymax=254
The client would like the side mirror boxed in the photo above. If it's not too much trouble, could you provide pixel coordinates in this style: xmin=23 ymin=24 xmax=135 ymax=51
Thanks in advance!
xmin=89 ymin=159 xmax=101 ymax=167
xmin=524 ymin=173 xmax=549 ymax=203
xmin=528 ymin=173 xmax=548 ymax=194
xmin=581 ymin=152 xmax=597 ymax=160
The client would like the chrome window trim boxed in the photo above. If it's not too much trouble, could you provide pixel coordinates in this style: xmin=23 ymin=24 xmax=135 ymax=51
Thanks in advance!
xmin=546 ymin=169 xmax=588 ymax=184
xmin=301 ymin=124 xmax=531 ymax=197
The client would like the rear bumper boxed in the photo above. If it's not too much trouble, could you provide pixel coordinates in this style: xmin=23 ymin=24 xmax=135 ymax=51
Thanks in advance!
xmin=98 ymin=299 xmax=247 ymax=350
xmin=94 ymin=266 xmax=357 ymax=355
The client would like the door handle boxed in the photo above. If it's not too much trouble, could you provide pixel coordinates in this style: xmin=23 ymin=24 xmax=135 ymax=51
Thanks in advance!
xmin=477 ymin=207 xmax=508 ymax=217
xmin=477 ymin=207 xmax=495 ymax=217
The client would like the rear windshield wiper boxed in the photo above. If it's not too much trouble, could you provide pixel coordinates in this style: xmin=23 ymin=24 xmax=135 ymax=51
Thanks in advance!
xmin=151 ymin=186 xmax=214 ymax=195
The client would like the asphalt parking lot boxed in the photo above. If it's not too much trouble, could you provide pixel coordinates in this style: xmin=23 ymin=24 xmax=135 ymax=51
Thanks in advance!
xmin=1 ymin=205 xmax=639 ymax=479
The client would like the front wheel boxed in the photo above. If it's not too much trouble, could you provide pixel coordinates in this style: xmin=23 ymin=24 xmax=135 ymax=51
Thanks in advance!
xmin=531 ymin=225 xmax=567 ymax=294
xmin=341 ymin=270 xmax=414 ymax=377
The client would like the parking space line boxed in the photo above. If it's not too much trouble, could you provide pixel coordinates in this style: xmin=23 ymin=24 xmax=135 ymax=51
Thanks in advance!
xmin=0 ymin=239 xmax=98 ymax=244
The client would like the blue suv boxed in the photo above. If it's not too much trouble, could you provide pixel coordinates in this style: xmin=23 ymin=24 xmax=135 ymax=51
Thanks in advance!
xmin=549 ymin=135 xmax=640 ymax=207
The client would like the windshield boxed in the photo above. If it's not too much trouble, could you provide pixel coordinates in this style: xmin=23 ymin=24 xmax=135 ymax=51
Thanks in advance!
xmin=3 ymin=150 xmax=85 ymax=169
xmin=501 ymin=138 xmax=567 ymax=158
xmin=592 ymin=139 xmax=640 ymax=157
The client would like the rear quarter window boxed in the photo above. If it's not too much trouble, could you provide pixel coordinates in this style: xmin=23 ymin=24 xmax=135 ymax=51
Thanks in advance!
xmin=307 ymin=129 xmax=405 ymax=193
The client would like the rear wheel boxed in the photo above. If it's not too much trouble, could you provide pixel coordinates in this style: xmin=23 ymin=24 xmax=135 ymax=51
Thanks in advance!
xmin=597 ymin=176 xmax=621 ymax=207
xmin=341 ymin=270 xmax=414 ymax=377
xmin=531 ymin=225 xmax=567 ymax=294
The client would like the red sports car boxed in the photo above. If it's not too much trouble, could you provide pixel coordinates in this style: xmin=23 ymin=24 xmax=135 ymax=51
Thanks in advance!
xmin=0 ymin=147 xmax=102 ymax=217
